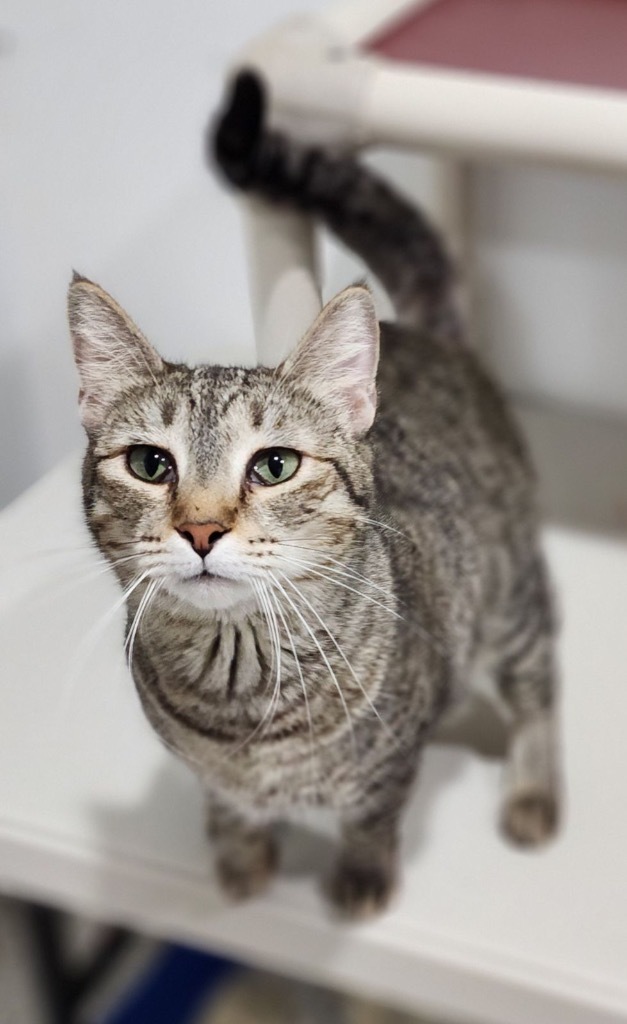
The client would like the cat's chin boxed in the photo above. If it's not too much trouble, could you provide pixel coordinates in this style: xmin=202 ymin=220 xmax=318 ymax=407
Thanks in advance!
xmin=164 ymin=575 xmax=254 ymax=613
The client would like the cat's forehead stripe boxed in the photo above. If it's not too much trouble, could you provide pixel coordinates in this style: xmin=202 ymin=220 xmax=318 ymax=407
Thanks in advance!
xmin=249 ymin=398 xmax=264 ymax=430
xmin=160 ymin=396 xmax=176 ymax=428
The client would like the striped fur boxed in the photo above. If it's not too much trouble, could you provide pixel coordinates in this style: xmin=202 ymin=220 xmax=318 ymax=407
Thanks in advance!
xmin=68 ymin=76 xmax=560 ymax=917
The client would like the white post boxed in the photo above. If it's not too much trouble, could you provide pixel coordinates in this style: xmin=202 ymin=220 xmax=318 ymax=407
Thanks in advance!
xmin=427 ymin=158 xmax=473 ymax=335
xmin=240 ymin=198 xmax=322 ymax=368
xmin=396 ymin=154 xmax=472 ymax=333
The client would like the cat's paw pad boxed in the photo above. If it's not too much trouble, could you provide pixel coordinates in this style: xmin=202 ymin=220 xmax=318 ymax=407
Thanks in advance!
xmin=327 ymin=861 xmax=396 ymax=921
xmin=502 ymin=791 xmax=559 ymax=847
xmin=215 ymin=841 xmax=277 ymax=901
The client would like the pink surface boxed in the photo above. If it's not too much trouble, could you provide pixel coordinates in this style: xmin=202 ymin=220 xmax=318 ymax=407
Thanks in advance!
xmin=365 ymin=0 xmax=627 ymax=93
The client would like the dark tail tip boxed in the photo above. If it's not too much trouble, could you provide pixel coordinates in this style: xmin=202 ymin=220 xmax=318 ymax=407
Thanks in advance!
xmin=210 ymin=69 xmax=266 ymax=188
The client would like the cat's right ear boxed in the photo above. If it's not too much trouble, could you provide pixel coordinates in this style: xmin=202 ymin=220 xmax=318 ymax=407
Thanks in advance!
xmin=277 ymin=286 xmax=379 ymax=436
xmin=68 ymin=274 xmax=164 ymax=433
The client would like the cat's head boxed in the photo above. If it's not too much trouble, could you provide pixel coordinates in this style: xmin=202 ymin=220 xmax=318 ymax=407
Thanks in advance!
xmin=68 ymin=275 xmax=380 ymax=613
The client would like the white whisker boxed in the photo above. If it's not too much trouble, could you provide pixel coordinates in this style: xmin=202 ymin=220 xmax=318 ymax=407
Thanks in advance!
xmin=266 ymin=583 xmax=317 ymax=785
xmin=126 ymin=577 xmax=162 ymax=670
xmin=267 ymin=571 xmax=356 ymax=758
xmin=276 ymin=570 xmax=400 ymax=750
xmin=278 ymin=550 xmax=399 ymax=606
xmin=257 ymin=579 xmax=283 ymax=739
xmin=225 ymin=579 xmax=282 ymax=757
xmin=57 ymin=567 xmax=156 ymax=724
xmin=355 ymin=514 xmax=413 ymax=543
xmin=277 ymin=552 xmax=448 ymax=658
xmin=275 ymin=554 xmax=402 ymax=621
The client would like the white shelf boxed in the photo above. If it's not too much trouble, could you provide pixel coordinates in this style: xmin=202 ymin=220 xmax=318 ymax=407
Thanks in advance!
xmin=1 ymin=400 xmax=627 ymax=1023
xmin=240 ymin=0 xmax=627 ymax=174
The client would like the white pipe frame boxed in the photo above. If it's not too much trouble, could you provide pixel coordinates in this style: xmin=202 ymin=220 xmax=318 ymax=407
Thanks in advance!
xmin=232 ymin=0 xmax=627 ymax=364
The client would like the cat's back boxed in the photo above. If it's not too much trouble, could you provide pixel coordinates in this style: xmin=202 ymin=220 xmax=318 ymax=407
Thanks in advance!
xmin=374 ymin=322 xmax=534 ymax=523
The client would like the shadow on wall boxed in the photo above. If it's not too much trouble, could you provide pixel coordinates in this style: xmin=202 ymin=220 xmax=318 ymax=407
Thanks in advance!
xmin=0 ymin=354 xmax=40 ymax=509
xmin=516 ymin=400 xmax=627 ymax=540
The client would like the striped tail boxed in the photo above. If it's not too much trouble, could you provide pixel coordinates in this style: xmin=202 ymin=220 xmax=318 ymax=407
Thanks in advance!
xmin=211 ymin=70 xmax=462 ymax=344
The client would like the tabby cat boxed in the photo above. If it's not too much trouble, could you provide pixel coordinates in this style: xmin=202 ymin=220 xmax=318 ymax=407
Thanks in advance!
xmin=68 ymin=71 xmax=559 ymax=919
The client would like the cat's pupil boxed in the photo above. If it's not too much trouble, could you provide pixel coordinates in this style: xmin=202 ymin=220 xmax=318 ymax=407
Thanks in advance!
xmin=145 ymin=450 xmax=164 ymax=477
xmin=268 ymin=451 xmax=284 ymax=479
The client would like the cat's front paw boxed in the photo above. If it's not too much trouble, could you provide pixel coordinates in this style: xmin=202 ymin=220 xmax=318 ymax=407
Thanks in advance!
xmin=214 ymin=835 xmax=278 ymax=901
xmin=327 ymin=859 xmax=397 ymax=921
xmin=502 ymin=790 xmax=559 ymax=847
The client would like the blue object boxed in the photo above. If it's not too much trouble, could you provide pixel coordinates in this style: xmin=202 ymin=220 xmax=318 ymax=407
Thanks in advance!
xmin=99 ymin=943 xmax=239 ymax=1024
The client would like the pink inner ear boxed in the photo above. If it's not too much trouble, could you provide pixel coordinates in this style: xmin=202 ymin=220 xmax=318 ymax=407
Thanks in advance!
xmin=334 ymin=294 xmax=379 ymax=430
xmin=345 ymin=331 xmax=379 ymax=388
xmin=278 ymin=286 xmax=380 ymax=434
xmin=69 ymin=279 xmax=166 ymax=433
xmin=347 ymin=382 xmax=378 ymax=433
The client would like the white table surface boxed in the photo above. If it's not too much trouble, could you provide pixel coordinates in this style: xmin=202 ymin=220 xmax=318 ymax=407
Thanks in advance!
xmin=1 ymin=402 xmax=627 ymax=1024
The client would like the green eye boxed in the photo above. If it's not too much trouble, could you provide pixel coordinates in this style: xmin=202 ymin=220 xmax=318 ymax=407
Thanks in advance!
xmin=250 ymin=448 xmax=301 ymax=486
xmin=127 ymin=445 xmax=176 ymax=484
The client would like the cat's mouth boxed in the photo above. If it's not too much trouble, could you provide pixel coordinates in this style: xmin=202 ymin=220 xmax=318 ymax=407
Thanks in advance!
xmin=190 ymin=568 xmax=246 ymax=589
xmin=195 ymin=569 xmax=223 ymax=584
xmin=164 ymin=568 xmax=251 ymax=612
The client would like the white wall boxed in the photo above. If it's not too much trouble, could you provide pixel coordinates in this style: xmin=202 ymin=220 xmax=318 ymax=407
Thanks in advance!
xmin=472 ymin=164 xmax=627 ymax=417
xmin=0 ymin=0 xmax=330 ymax=507
xmin=3 ymin=0 xmax=627 ymax=509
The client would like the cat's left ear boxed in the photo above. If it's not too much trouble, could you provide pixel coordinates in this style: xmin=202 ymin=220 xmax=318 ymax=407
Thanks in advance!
xmin=278 ymin=286 xmax=379 ymax=435
xmin=68 ymin=274 xmax=164 ymax=434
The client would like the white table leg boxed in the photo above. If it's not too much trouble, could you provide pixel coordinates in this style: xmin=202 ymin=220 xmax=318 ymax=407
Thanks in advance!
xmin=240 ymin=197 xmax=322 ymax=368
xmin=427 ymin=157 xmax=473 ymax=337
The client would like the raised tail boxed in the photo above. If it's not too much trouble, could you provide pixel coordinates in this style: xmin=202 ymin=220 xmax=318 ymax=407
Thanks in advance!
xmin=211 ymin=70 xmax=462 ymax=344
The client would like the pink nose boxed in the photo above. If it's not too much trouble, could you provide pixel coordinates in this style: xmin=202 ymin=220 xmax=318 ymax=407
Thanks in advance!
xmin=176 ymin=521 xmax=228 ymax=558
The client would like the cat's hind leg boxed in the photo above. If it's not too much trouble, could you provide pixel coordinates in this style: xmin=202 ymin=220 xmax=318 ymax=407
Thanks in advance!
xmin=494 ymin=553 xmax=561 ymax=847
xmin=502 ymin=710 xmax=559 ymax=846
